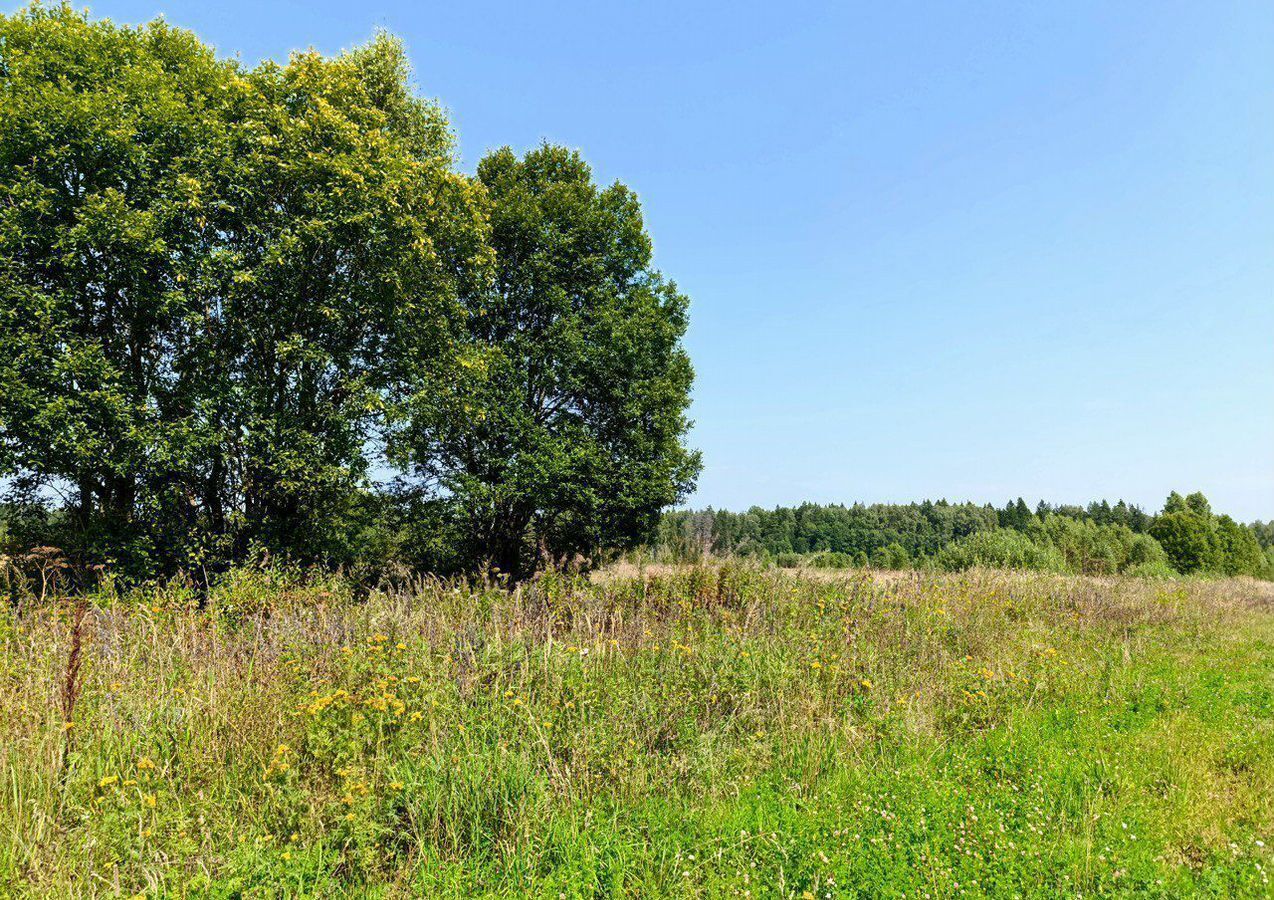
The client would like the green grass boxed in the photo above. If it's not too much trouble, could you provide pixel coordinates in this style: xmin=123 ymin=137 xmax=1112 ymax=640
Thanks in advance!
xmin=1 ymin=565 xmax=1271 ymax=897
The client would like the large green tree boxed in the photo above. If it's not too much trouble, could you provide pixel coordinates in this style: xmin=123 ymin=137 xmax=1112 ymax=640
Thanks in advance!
xmin=0 ymin=6 xmax=488 ymax=571
xmin=0 ymin=5 xmax=238 ymax=568
xmin=201 ymin=35 xmax=489 ymax=564
xmin=396 ymin=144 xmax=700 ymax=577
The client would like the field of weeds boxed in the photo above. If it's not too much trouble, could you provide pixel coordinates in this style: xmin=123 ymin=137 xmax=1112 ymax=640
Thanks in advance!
xmin=1 ymin=565 xmax=1272 ymax=897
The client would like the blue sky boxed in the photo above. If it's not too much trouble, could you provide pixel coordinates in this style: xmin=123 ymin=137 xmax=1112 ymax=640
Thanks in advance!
xmin=44 ymin=1 xmax=1274 ymax=520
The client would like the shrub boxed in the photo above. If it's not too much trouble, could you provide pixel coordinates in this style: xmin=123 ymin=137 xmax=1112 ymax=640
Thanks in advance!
xmin=809 ymin=552 xmax=855 ymax=569
xmin=1123 ymin=560 xmax=1179 ymax=579
xmin=939 ymin=530 xmax=1067 ymax=573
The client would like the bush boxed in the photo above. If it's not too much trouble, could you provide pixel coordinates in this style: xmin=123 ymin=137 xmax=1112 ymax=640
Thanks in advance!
xmin=809 ymin=552 xmax=855 ymax=569
xmin=1123 ymin=560 xmax=1179 ymax=579
xmin=939 ymin=530 xmax=1067 ymax=573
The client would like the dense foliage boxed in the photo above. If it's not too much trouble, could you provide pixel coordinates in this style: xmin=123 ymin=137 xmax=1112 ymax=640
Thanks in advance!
xmin=390 ymin=146 xmax=700 ymax=579
xmin=656 ymin=492 xmax=1274 ymax=579
xmin=0 ymin=5 xmax=698 ymax=579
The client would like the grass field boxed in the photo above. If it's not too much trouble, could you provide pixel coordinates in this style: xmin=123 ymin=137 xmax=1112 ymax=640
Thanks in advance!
xmin=1 ymin=565 xmax=1272 ymax=898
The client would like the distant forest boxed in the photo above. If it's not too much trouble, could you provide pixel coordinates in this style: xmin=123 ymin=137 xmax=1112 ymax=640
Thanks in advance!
xmin=654 ymin=493 xmax=1274 ymax=580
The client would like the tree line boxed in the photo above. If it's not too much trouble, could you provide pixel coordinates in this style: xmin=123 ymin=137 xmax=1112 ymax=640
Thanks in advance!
xmin=0 ymin=5 xmax=699 ymax=580
xmin=655 ymin=492 xmax=1274 ymax=579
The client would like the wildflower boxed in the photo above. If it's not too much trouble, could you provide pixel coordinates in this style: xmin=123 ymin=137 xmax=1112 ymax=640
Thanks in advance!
xmin=860 ymin=678 xmax=873 ymax=689
xmin=137 ymin=757 xmax=156 ymax=771
xmin=282 ymin=851 xmax=292 ymax=861
xmin=143 ymin=793 xmax=156 ymax=808
xmin=389 ymin=780 xmax=404 ymax=789
xmin=62 ymin=721 xmax=75 ymax=731
xmin=396 ymin=642 xmax=407 ymax=651
xmin=99 ymin=775 xmax=119 ymax=788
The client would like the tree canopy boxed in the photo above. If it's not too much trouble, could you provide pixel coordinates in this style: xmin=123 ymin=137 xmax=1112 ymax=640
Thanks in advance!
xmin=392 ymin=145 xmax=700 ymax=578
xmin=0 ymin=6 xmax=698 ymax=578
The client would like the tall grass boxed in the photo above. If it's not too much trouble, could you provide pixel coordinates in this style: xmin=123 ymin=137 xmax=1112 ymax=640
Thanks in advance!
xmin=1 ymin=564 xmax=1271 ymax=896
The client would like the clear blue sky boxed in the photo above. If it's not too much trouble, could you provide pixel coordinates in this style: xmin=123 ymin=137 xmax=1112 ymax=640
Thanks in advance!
xmin=46 ymin=1 xmax=1274 ymax=521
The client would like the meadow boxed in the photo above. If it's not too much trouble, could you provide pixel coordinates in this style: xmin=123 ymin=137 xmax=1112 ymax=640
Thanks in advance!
xmin=1 ymin=564 xmax=1272 ymax=898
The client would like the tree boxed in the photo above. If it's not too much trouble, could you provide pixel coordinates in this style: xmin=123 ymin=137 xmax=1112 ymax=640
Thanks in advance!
xmin=1149 ymin=492 xmax=1219 ymax=575
xmin=1214 ymin=516 xmax=1265 ymax=577
xmin=205 ymin=34 xmax=489 ymax=565
xmin=396 ymin=144 xmax=700 ymax=577
xmin=0 ymin=7 xmax=489 ymax=572
xmin=0 ymin=6 xmax=238 ymax=569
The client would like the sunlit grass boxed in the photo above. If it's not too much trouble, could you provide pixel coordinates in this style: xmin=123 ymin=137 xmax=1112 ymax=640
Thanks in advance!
xmin=1 ymin=565 xmax=1271 ymax=896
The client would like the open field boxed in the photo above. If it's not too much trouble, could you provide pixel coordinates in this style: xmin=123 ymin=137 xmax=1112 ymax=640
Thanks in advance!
xmin=2 ymin=566 xmax=1272 ymax=898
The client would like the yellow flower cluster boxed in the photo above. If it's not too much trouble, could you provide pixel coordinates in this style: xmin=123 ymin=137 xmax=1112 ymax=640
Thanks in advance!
xmin=299 ymin=687 xmax=351 ymax=717
xmin=264 ymin=743 xmax=292 ymax=776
